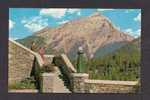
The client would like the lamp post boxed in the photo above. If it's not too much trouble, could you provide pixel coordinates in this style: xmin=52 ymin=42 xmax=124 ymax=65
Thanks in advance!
xmin=77 ymin=46 xmax=85 ymax=73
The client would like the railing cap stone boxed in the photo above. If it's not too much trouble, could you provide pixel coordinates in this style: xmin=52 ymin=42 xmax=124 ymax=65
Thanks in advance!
xmin=84 ymin=79 xmax=139 ymax=86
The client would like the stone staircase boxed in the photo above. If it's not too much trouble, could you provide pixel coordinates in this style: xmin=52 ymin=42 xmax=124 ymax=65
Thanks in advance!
xmin=43 ymin=56 xmax=71 ymax=93
xmin=53 ymin=66 xmax=71 ymax=93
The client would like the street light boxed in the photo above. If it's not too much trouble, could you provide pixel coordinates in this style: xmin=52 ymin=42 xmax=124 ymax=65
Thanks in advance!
xmin=77 ymin=46 xmax=85 ymax=73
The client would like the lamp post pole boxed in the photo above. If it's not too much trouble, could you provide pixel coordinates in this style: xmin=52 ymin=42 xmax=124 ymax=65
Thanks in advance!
xmin=77 ymin=47 xmax=84 ymax=73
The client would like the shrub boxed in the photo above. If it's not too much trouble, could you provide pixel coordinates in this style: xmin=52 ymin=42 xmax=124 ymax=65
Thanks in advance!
xmin=9 ymin=77 xmax=36 ymax=89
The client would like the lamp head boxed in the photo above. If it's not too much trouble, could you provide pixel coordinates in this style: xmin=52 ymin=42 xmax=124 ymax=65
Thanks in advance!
xmin=78 ymin=46 xmax=84 ymax=54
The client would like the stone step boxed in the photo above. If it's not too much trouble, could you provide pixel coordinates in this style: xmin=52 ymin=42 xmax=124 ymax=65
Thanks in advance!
xmin=53 ymin=79 xmax=71 ymax=93
xmin=53 ymin=66 xmax=71 ymax=93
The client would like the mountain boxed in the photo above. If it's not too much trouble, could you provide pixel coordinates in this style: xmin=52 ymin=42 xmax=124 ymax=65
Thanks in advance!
xmin=131 ymin=37 xmax=141 ymax=49
xmin=17 ymin=12 xmax=134 ymax=59
xmin=102 ymin=37 xmax=141 ymax=59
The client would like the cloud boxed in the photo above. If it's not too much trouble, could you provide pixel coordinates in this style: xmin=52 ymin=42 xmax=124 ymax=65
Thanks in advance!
xmin=40 ymin=8 xmax=67 ymax=18
xmin=21 ymin=18 xmax=27 ymax=24
xmin=125 ymin=9 xmax=135 ymax=13
xmin=124 ymin=28 xmax=133 ymax=33
xmin=40 ymin=8 xmax=81 ymax=19
xmin=9 ymin=19 xmax=15 ymax=30
xmin=77 ymin=12 xmax=81 ymax=16
xmin=134 ymin=13 xmax=141 ymax=22
xmin=21 ymin=16 xmax=48 ymax=32
xmin=124 ymin=28 xmax=141 ymax=38
xmin=97 ymin=9 xmax=114 ymax=12
xmin=67 ymin=9 xmax=81 ymax=14
xmin=58 ymin=20 xmax=69 ymax=25
xmin=113 ymin=24 xmax=121 ymax=30
xmin=136 ymin=29 xmax=141 ymax=36
xmin=9 ymin=37 xmax=18 ymax=40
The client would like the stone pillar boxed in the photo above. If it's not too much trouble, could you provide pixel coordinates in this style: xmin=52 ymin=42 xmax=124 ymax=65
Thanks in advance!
xmin=71 ymin=73 xmax=89 ymax=93
xmin=40 ymin=73 xmax=55 ymax=93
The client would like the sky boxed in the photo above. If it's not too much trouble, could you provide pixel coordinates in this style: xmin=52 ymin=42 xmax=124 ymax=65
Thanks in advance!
xmin=9 ymin=8 xmax=141 ymax=40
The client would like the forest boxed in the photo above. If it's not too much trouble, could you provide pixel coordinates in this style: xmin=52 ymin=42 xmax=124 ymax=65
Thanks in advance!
xmin=72 ymin=39 xmax=140 ymax=81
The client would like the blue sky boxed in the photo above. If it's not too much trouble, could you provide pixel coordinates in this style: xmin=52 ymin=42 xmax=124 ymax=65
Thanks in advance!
xmin=9 ymin=8 xmax=141 ymax=40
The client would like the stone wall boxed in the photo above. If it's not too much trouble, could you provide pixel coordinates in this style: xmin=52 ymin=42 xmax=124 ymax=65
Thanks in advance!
xmin=70 ymin=73 xmax=139 ymax=93
xmin=9 ymin=39 xmax=36 ymax=85
xmin=84 ymin=80 xmax=138 ymax=93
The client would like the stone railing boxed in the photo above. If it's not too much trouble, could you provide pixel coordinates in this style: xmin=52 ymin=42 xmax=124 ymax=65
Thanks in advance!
xmin=54 ymin=54 xmax=77 ymax=91
xmin=70 ymin=73 xmax=139 ymax=93
xmin=9 ymin=39 xmax=44 ymax=85
xmin=55 ymin=54 xmax=76 ymax=72
xmin=54 ymin=54 xmax=76 ymax=77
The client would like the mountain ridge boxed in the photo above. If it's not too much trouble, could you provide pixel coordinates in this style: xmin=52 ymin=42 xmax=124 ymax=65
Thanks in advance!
xmin=17 ymin=12 xmax=134 ymax=58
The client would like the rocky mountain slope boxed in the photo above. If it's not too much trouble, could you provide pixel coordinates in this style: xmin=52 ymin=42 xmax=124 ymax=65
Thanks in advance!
xmin=17 ymin=12 xmax=134 ymax=59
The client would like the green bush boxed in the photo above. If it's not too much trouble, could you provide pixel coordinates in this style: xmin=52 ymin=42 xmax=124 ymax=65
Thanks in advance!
xmin=9 ymin=77 xmax=36 ymax=89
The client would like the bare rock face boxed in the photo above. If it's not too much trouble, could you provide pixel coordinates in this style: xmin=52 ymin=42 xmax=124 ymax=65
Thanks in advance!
xmin=33 ymin=12 xmax=134 ymax=58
